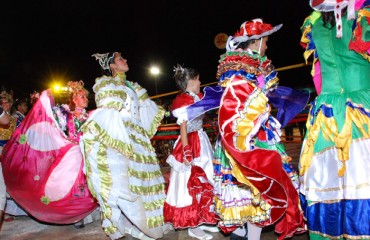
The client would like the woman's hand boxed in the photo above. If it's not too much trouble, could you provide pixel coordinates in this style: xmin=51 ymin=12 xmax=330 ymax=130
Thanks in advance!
xmin=183 ymin=145 xmax=193 ymax=166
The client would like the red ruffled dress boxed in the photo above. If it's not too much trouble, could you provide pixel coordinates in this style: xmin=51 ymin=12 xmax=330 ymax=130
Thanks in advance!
xmin=164 ymin=92 xmax=217 ymax=228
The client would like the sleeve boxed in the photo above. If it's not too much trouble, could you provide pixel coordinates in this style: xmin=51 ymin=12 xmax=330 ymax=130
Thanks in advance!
xmin=349 ymin=6 xmax=370 ymax=61
xmin=300 ymin=11 xmax=323 ymax=94
xmin=130 ymin=81 xmax=165 ymax=137
xmin=0 ymin=107 xmax=4 ymax=118
xmin=300 ymin=12 xmax=320 ymax=67
xmin=171 ymin=94 xmax=193 ymax=125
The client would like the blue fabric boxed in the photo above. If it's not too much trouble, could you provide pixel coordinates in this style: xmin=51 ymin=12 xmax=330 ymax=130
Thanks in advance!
xmin=186 ymin=85 xmax=223 ymax=121
xmin=347 ymin=101 xmax=370 ymax=118
xmin=219 ymin=69 xmax=257 ymax=83
xmin=0 ymin=139 xmax=8 ymax=147
xmin=301 ymin=195 xmax=370 ymax=238
xmin=267 ymin=86 xmax=310 ymax=128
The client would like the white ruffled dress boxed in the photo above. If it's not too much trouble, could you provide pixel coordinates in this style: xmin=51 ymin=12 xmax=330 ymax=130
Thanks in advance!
xmin=80 ymin=74 xmax=166 ymax=239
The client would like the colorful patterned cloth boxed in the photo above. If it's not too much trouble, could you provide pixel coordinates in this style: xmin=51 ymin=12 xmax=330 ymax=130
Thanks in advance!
xmin=213 ymin=51 xmax=306 ymax=239
xmin=299 ymin=5 xmax=370 ymax=239
xmin=1 ymin=90 xmax=97 ymax=223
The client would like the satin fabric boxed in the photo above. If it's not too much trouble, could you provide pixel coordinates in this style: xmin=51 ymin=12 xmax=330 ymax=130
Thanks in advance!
xmin=267 ymin=86 xmax=310 ymax=128
xmin=215 ymin=57 xmax=306 ymax=239
xmin=186 ymin=86 xmax=223 ymax=121
xmin=171 ymin=131 xmax=201 ymax=163
xmin=164 ymin=92 xmax=216 ymax=228
xmin=1 ymin=90 xmax=97 ymax=224
xmin=300 ymin=8 xmax=370 ymax=239
xmin=80 ymin=74 xmax=166 ymax=239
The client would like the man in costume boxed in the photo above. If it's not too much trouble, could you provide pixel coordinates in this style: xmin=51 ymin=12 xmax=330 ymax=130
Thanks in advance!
xmin=213 ymin=19 xmax=308 ymax=239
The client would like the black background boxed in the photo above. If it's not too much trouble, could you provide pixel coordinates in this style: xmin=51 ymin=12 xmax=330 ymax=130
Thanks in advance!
xmin=0 ymin=0 xmax=313 ymax=100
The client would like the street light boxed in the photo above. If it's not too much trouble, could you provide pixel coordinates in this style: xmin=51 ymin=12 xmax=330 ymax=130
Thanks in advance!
xmin=150 ymin=66 xmax=160 ymax=96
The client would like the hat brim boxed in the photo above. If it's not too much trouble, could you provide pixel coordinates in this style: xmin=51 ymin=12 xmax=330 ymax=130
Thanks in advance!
xmin=232 ymin=24 xmax=283 ymax=43
xmin=309 ymin=0 xmax=348 ymax=12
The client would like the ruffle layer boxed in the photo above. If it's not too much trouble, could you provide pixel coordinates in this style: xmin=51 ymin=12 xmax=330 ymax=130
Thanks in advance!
xmin=300 ymin=91 xmax=370 ymax=177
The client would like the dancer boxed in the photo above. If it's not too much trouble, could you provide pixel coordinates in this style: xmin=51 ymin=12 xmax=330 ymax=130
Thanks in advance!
xmin=53 ymin=80 xmax=100 ymax=228
xmin=1 ymin=83 xmax=97 ymax=224
xmin=11 ymin=97 xmax=29 ymax=128
xmin=0 ymin=91 xmax=16 ymax=156
xmin=0 ymin=107 xmax=9 ymax=228
xmin=55 ymin=80 xmax=89 ymax=143
xmin=213 ymin=19 xmax=308 ymax=240
xmin=80 ymin=52 xmax=167 ymax=240
xmin=164 ymin=65 xmax=218 ymax=240
xmin=299 ymin=0 xmax=370 ymax=238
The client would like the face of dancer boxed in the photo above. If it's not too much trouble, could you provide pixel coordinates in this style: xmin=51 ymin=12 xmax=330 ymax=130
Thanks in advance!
xmin=249 ymin=36 xmax=269 ymax=57
xmin=186 ymin=75 xmax=201 ymax=94
xmin=17 ymin=101 xmax=28 ymax=115
xmin=73 ymin=90 xmax=89 ymax=109
xmin=109 ymin=52 xmax=129 ymax=75
xmin=1 ymin=98 xmax=12 ymax=112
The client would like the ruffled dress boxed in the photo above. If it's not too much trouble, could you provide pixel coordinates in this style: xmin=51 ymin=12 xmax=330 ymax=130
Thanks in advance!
xmin=213 ymin=51 xmax=306 ymax=239
xmin=80 ymin=73 xmax=166 ymax=240
xmin=164 ymin=92 xmax=216 ymax=228
xmin=1 ymin=90 xmax=97 ymax=223
xmin=299 ymin=8 xmax=370 ymax=239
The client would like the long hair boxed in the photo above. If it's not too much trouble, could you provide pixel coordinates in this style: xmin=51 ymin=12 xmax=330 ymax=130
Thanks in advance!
xmin=322 ymin=8 xmax=347 ymax=29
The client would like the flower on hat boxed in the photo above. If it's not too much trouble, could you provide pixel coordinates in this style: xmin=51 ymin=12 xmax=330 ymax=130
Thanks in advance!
xmin=0 ymin=91 xmax=13 ymax=104
xmin=67 ymin=80 xmax=89 ymax=99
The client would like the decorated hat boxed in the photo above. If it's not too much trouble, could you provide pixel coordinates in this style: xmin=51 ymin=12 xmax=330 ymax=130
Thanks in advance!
xmin=309 ymin=0 xmax=365 ymax=37
xmin=67 ymin=80 xmax=89 ymax=98
xmin=0 ymin=91 xmax=13 ymax=104
xmin=227 ymin=18 xmax=282 ymax=51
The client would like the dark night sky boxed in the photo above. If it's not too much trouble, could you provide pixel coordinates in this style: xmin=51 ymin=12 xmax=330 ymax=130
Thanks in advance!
xmin=0 ymin=0 xmax=313 ymax=100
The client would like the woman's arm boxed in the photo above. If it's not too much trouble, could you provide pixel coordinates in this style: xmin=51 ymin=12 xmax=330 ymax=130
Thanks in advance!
xmin=180 ymin=120 xmax=192 ymax=165
xmin=180 ymin=121 xmax=188 ymax=146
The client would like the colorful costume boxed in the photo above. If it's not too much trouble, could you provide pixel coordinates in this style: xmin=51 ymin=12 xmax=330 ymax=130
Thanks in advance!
xmin=213 ymin=19 xmax=307 ymax=239
xmin=0 ymin=115 xmax=16 ymax=156
xmin=80 ymin=73 xmax=166 ymax=240
xmin=1 ymin=90 xmax=97 ymax=223
xmin=0 ymin=107 xmax=7 ymax=212
xmin=13 ymin=111 xmax=25 ymax=128
xmin=299 ymin=0 xmax=370 ymax=238
xmin=164 ymin=91 xmax=216 ymax=228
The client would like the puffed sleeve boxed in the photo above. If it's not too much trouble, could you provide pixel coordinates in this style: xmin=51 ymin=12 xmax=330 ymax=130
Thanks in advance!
xmin=130 ymin=81 xmax=165 ymax=138
xmin=171 ymin=93 xmax=194 ymax=125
